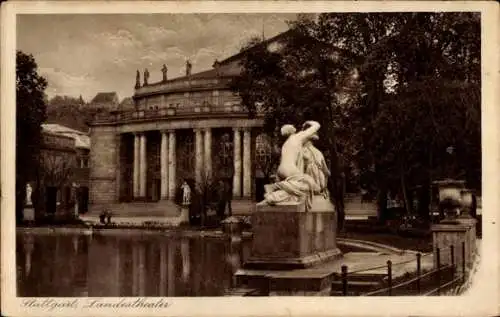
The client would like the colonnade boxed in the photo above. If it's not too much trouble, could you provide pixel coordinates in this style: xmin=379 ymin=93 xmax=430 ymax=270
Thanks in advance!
xmin=131 ymin=127 xmax=252 ymax=199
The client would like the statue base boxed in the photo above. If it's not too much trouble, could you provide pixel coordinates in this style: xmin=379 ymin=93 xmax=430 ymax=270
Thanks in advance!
xmin=245 ymin=196 xmax=342 ymax=270
xmin=23 ymin=205 xmax=35 ymax=222
xmin=227 ymin=196 xmax=343 ymax=295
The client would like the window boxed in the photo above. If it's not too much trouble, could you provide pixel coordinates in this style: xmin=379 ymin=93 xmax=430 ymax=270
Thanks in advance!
xmin=178 ymin=134 xmax=194 ymax=173
xmin=256 ymin=133 xmax=272 ymax=171
xmin=79 ymin=158 xmax=89 ymax=168
xmin=220 ymin=133 xmax=232 ymax=167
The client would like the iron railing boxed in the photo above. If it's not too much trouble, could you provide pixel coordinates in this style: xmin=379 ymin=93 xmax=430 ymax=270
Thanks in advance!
xmin=334 ymin=242 xmax=469 ymax=296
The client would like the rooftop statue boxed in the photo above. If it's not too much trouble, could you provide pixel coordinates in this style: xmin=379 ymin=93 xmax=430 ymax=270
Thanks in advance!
xmin=135 ymin=70 xmax=140 ymax=88
xmin=257 ymin=120 xmax=330 ymax=211
xmin=143 ymin=68 xmax=150 ymax=86
xmin=186 ymin=60 xmax=192 ymax=76
xmin=161 ymin=64 xmax=168 ymax=82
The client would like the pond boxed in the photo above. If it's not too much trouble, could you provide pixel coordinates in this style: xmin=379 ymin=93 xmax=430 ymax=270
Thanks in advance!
xmin=17 ymin=231 xmax=360 ymax=297
xmin=17 ymin=232 xmax=252 ymax=297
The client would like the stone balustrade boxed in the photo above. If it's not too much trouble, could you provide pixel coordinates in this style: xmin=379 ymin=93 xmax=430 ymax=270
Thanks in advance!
xmin=134 ymin=77 xmax=232 ymax=96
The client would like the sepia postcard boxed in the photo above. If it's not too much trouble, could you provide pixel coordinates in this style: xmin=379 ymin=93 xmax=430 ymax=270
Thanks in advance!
xmin=1 ymin=1 xmax=499 ymax=316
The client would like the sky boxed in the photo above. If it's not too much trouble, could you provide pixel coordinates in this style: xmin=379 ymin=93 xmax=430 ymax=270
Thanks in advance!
xmin=17 ymin=13 xmax=297 ymax=102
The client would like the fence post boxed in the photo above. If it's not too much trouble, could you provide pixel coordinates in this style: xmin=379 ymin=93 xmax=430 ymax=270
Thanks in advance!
xmin=387 ymin=260 xmax=392 ymax=296
xmin=436 ymin=247 xmax=441 ymax=295
xmin=341 ymin=265 xmax=348 ymax=296
xmin=416 ymin=253 xmax=421 ymax=294
xmin=462 ymin=241 xmax=466 ymax=283
xmin=450 ymin=245 xmax=455 ymax=277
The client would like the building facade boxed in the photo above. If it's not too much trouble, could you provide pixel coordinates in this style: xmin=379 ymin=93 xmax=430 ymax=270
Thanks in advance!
xmin=34 ymin=124 xmax=90 ymax=215
xmin=88 ymin=38 xmax=290 ymax=209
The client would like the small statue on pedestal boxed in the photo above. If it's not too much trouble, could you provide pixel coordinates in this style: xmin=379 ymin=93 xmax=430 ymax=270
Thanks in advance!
xmin=161 ymin=64 xmax=168 ymax=82
xmin=135 ymin=70 xmax=141 ymax=88
xmin=143 ymin=68 xmax=150 ymax=86
xmin=257 ymin=120 xmax=330 ymax=211
xmin=25 ymin=183 xmax=33 ymax=206
xmin=181 ymin=180 xmax=192 ymax=206
xmin=185 ymin=60 xmax=192 ymax=76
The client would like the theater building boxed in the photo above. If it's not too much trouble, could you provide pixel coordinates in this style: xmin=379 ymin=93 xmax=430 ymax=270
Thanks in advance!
xmin=88 ymin=35 xmax=289 ymax=213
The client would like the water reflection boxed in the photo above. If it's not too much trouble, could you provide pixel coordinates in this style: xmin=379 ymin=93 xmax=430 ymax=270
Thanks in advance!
xmin=16 ymin=233 xmax=250 ymax=297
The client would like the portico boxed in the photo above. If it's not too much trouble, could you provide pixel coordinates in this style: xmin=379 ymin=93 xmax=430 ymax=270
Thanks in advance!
xmin=89 ymin=55 xmax=273 ymax=215
xmin=90 ymin=114 xmax=266 ymax=209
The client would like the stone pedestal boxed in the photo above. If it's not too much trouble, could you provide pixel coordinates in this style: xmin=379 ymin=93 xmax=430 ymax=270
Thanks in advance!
xmin=179 ymin=206 xmax=190 ymax=224
xmin=456 ymin=217 xmax=478 ymax=259
xmin=230 ymin=196 xmax=342 ymax=296
xmin=23 ymin=206 xmax=35 ymax=222
xmin=431 ymin=219 xmax=477 ymax=275
xmin=246 ymin=196 xmax=341 ymax=270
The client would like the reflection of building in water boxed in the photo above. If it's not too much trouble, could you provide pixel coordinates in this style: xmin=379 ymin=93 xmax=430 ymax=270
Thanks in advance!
xmin=159 ymin=243 xmax=168 ymax=296
xmin=181 ymin=239 xmax=191 ymax=282
xmin=23 ymin=235 xmax=34 ymax=277
xmin=131 ymin=241 xmax=146 ymax=296
xmin=87 ymin=235 xmax=121 ymax=296
xmin=29 ymin=124 xmax=90 ymax=217
xmin=225 ymin=240 xmax=242 ymax=288
xmin=167 ymin=240 xmax=176 ymax=296
xmin=75 ymin=235 xmax=91 ymax=296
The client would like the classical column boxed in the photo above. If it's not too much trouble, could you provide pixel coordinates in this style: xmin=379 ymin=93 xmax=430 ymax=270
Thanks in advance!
xmin=168 ymin=130 xmax=177 ymax=199
xmin=133 ymin=133 xmax=140 ymax=198
xmin=160 ymin=131 xmax=169 ymax=199
xmin=232 ymin=127 xmax=242 ymax=197
xmin=195 ymin=128 xmax=204 ymax=185
xmin=139 ymin=133 xmax=147 ymax=198
xmin=242 ymin=128 xmax=252 ymax=198
xmin=204 ymin=128 xmax=212 ymax=181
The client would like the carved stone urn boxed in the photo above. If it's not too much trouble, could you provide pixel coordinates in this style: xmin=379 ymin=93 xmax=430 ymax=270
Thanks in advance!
xmin=433 ymin=179 xmax=466 ymax=222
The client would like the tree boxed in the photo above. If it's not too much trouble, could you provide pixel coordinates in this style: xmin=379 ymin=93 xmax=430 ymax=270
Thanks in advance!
xmin=16 ymin=51 xmax=48 ymax=223
xmin=231 ymin=12 xmax=480 ymax=227
xmin=47 ymin=95 xmax=92 ymax=132
xmin=358 ymin=12 xmax=481 ymax=222
xmin=230 ymin=17 xmax=357 ymax=229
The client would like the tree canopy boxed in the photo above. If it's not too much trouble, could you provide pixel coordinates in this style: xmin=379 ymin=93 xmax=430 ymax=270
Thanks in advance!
xmin=16 ymin=51 xmax=48 ymax=222
xmin=230 ymin=12 xmax=481 ymax=223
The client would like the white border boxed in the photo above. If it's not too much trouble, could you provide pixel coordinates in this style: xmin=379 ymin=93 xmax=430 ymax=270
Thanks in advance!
xmin=2 ymin=1 xmax=499 ymax=317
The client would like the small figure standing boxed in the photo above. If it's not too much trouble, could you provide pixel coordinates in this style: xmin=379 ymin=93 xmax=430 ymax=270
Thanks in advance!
xmin=161 ymin=64 xmax=168 ymax=82
xmin=143 ymin=68 xmax=150 ymax=86
xmin=181 ymin=180 xmax=191 ymax=206
xmin=186 ymin=60 xmax=192 ymax=76
xmin=25 ymin=183 xmax=32 ymax=206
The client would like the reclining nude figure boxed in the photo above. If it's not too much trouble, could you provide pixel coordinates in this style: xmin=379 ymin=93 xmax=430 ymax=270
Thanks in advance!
xmin=257 ymin=120 xmax=324 ymax=210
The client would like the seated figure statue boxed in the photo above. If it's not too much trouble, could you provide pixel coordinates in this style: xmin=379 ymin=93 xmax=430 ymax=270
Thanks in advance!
xmin=257 ymin=120 xmax=328 ymax=211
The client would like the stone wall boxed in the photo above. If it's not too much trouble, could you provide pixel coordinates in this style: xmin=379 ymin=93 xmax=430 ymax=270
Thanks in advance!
xmin=89 ymin=126 xmax=118 ymax=204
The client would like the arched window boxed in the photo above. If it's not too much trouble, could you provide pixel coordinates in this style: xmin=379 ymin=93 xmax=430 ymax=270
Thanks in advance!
xmin=178 ymin=133 xmax=194 ymax=173
xmin=220 ymin=133 xmax=232 ymax=167
xmin=255 ymin=133 xmax=272 ymax=173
